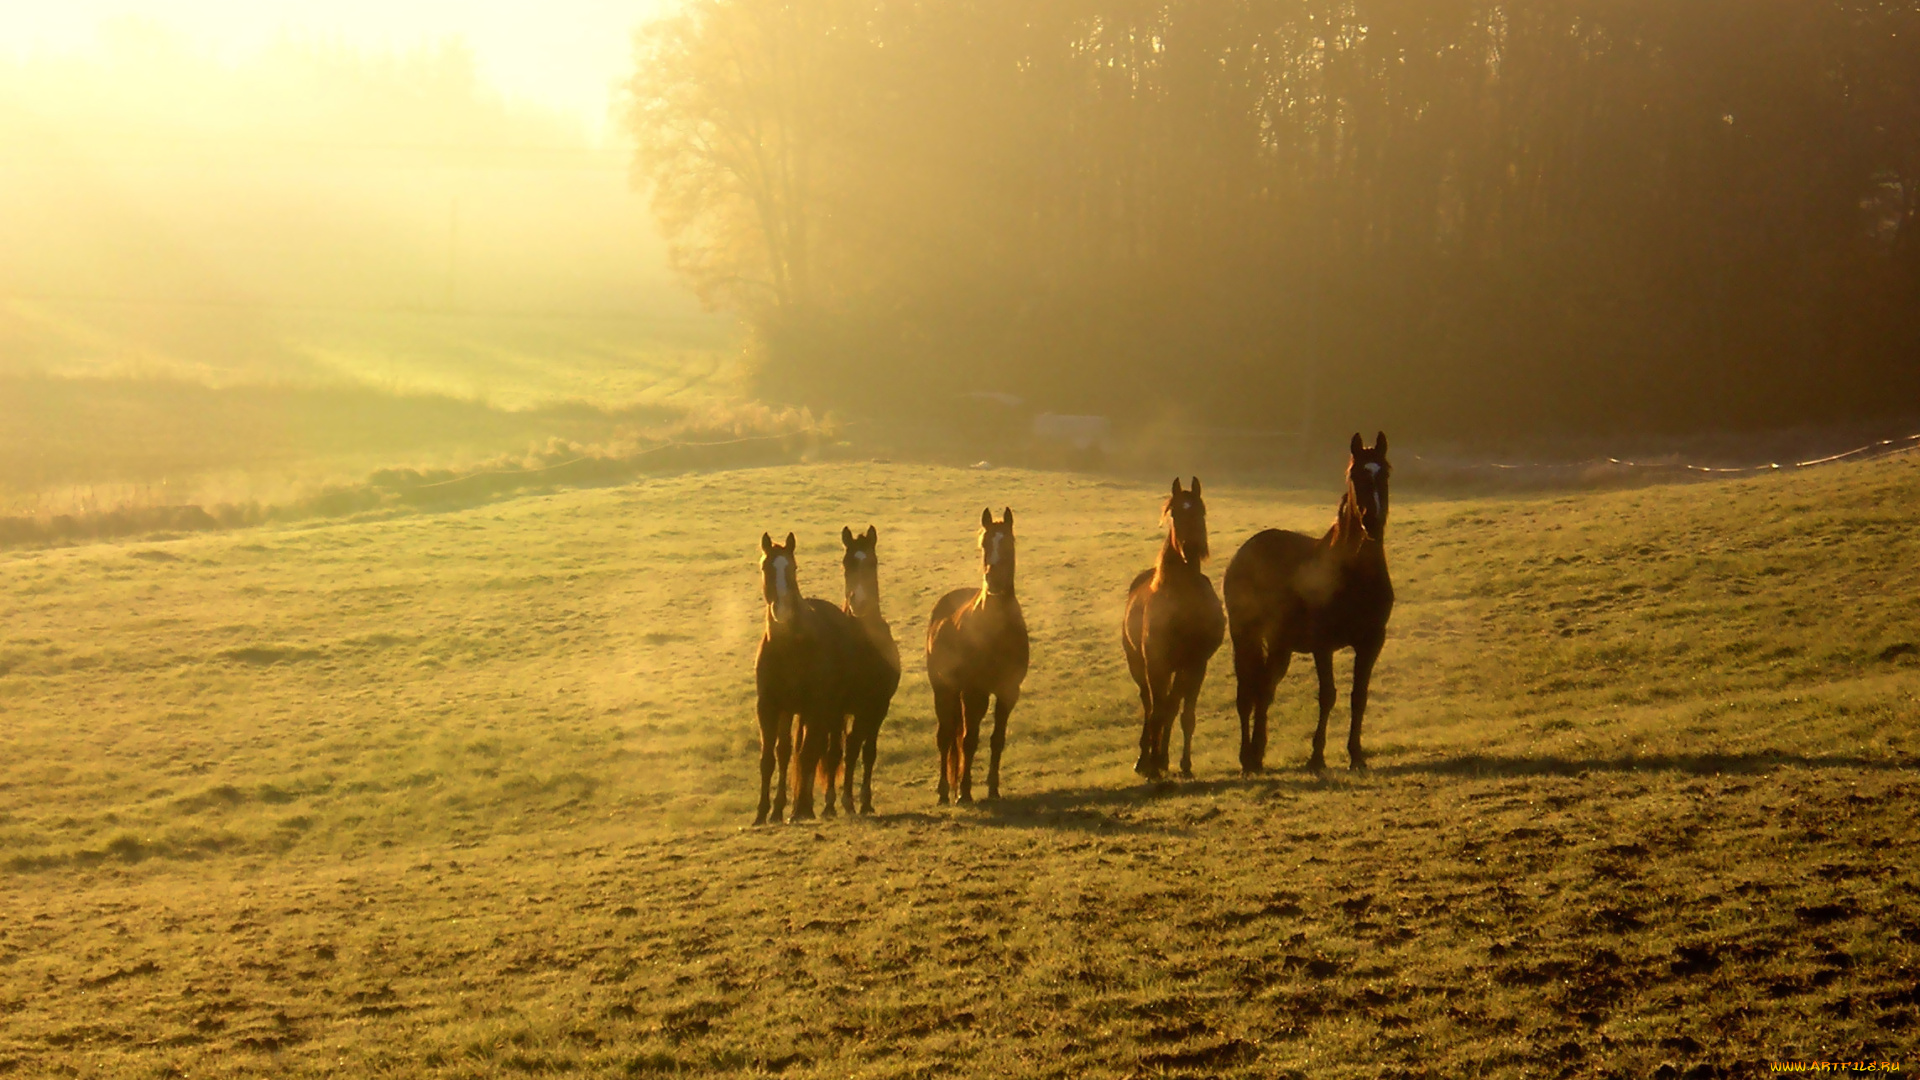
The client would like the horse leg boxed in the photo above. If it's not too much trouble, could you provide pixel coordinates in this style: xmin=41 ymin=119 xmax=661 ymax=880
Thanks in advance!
xmin=1349 ymin=639 xmax=1382 ymax=770
xmin=1255 ymin=649 xmax=1289 ymax=773
xmin=755 ymin=698 xmax=780 ymax=825
xmin=933 ymin=688 xmax=960 ymax=805
xmin=840 ymin=713 xmax=860 ymax=815
xmin=1309 ymin=650 xmax=1336 ymax=772
xmin=819 ymin=714 xmax=843 ymax=819
xmin=1137 ymin=661 xmax=1175 ymax=779
xmin=772 ymin=712 xmax=795 ymax=822
xmin=1175 ymin=665 xmax=1205 ymax=778
xmin=958 ymin=689 xmax=988 ymax=804
xmin=1126 ymin=629 xmax=1154 ymax=775
xmin=858 ymin=706 xmax=885 ymax=814
xmin=987 ymin=689 xmax=1017 ymax=800
xmin=791 ymin=714 xmax=824 ymax=822
xmin=1232 ymin=634 xmax=1262 ymax=773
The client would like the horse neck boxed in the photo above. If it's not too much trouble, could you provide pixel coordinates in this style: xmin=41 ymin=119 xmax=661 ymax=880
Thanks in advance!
xmin=1152 ymin=533 xmax=1202 ymax=586
xmin=1327 ymin=491 xmax=1379 ymax=560
xmin=974 ymin=579 xmax=1016 ymax=611
xmin=979 ymin=563 xmax=1015 ymax=602
xmin=847 ymin=592 xmax=887 ymax=630
xmin=764 ymin=596 xmax=812 ymax=640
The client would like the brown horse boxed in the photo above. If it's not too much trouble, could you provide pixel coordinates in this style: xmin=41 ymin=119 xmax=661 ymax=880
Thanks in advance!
xmin=832 ymin=524 xmax=901 ymax=815
xmin=1123 ymin=478 xmax=1226 ymax=779
xmin=1223 ymin=433 xmax=1394 ymax=772
xmin=926 ymin=508 xmax=1029 ymax=804
xmin=753 ymin=532 xmax=861 ymax=824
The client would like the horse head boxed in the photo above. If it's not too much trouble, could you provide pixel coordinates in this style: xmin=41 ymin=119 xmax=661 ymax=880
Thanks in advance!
xmin=759 ymin=531 xmax=800 ymax=625
xmin=1162 ymin=476 xmax=1210 ymax=566
xmin=978 ymin=507 xmax=1017 ymax=597
xmin=841 ymin=524 xmax=882 ymax=618
xmin=1346 ymin=432 xmax=1392 ymax=541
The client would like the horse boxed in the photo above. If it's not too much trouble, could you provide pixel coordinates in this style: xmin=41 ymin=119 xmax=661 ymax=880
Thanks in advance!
xmin=1123 ymin=478 xmax=1226 ymax=779
xmin=832 ymin=524 xmax=902 ymax=815
xmin=753 ymin=532 xmax=863 ymax=824
xmin=1223 ymin=433 xmax=1395 ymax=772
xmin=926 ymin=508 xmax=1029 ymax=804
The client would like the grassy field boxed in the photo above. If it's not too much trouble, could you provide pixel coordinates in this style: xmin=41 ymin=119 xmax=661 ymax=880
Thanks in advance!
xmin=2 ymin=454 xmax=1918 ymax=1077
xmin=0 ymin=300 xmax=742 ymax=513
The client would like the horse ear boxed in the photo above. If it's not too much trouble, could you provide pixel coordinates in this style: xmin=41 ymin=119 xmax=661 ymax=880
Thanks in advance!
xmin=1190 ymin=476 xmax=1202 ymax=496
xmin=1171 ymin=477 xmax=1183 ymax=495
xmin=866 ymin=524 xmax=878 ymax=543
xmin=981 ymin=507 xmax=994 ymax=529
xmin=760 ymin=532 xmax=774 ymax=555
xmin=1002 ymin=508 xmax=1014 ymax=529
xmin=842 ymin=525 xmax=855 ymax=547
xmin=1375 ymin=431 xmax=1389 ymax=455
xmin=1350 ymin=432 xmax=1364 ymax=456
xmin=783 ymin=532 xmax=796 ymax=551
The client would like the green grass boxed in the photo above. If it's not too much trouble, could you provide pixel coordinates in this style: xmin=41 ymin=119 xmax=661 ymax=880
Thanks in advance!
xmin=1 ymin=456 xmax=1917 ymax=1077
xmin=0 ymin=302 xmax=742 ymax=512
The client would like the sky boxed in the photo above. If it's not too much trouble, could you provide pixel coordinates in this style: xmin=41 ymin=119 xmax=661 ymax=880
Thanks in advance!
xmin=0 ymin=0 xmax=676 ymax=140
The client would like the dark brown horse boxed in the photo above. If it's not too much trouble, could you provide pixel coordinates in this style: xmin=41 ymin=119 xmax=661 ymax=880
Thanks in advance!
xmin=926 ymin=508 xmax=1029 ymax=804
xmin=831 ymin=524 xmax=901 ymax=815
xmin=753 ymin=532 xmax=861 ymax=824
xmin=1223 ymin=433 xmax=1394 ymax=772
xmin=1123 ymin=478 xmax=1226 ymax=779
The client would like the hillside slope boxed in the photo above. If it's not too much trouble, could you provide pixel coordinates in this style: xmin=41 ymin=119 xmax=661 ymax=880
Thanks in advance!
xmin=1 ymin=457 xmax=1916 ymax=1076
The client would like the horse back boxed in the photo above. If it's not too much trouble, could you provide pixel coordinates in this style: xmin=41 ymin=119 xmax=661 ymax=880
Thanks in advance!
xmin=1224 ymin=527 xmax=1391 ymax=652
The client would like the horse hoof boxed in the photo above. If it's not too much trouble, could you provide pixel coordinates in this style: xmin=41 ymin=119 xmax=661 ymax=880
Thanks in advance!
xmin=1349 ymin=756 xmax=1369 ymax=771
xmin=1179 ymin=765 xmax=1193 ymax=779
xmin=822 ymin=805 xmax=837 ymax=819
xmin=958 ymin=794 xmax=974 ymax=806
xmin=753 ymin=814 xmax=769 ymax=826
xmin=1306 ymin=757 xmax=1327 ymax=773
xmin=937 ymin=794 xmax=950 ymax=807
xmin=861 ymin=804 xmax=875 ymax=816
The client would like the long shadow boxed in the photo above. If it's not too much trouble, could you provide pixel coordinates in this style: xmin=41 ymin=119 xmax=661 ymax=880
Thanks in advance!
xmin=848 ymin=750 xmax=1917 ymax=834
xmin=1375 ymin=751 xmax=1918 ymax=779
xmin=906 ymin=771 xmax=1342 ymax=834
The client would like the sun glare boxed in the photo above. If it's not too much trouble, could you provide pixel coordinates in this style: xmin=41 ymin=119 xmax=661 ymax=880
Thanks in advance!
xmin=0 ymin=0 xmax=673 ymax=134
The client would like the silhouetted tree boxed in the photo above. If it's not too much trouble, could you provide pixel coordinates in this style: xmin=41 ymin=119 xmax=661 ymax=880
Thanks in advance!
xmin=628 ymin=0 xmax=1920 ymax=440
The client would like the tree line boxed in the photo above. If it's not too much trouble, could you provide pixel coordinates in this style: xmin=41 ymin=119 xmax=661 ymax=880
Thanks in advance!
xmin=627 ymin=1 xmax=1920 ymax=441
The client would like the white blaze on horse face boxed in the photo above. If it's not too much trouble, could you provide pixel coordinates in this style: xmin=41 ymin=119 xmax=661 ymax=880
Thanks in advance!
xmin=847 ymin=553 xmax=873 ymax=611
xmin=1359 ymin=463 xmax=1385 ymax=526
xmin=983 ymin=530 xmax=1013 ymax=592
xmin=768 ymin=555 xmax=795 ymax=620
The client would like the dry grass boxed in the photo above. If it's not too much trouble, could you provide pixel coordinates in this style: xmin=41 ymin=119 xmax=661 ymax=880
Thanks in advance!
xmin=2 ymin=456 xmax=1917 ymax=1077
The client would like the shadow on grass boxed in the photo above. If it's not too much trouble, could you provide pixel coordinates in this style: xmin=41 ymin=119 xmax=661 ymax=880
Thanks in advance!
xmin=1375 ymin=751 xmax=1919 ymax=779
xmin=857 ymin=750 xmax=1919 ymax=834
xmin=913 ymin=771 xmax=1338 ymax=834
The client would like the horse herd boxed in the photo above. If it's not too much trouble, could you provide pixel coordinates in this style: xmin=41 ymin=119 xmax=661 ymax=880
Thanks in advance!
xmin=750 ymin=433 xmax=1395 ymax=825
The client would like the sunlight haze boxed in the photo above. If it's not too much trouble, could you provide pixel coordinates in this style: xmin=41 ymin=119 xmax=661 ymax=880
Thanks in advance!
xmin=0 ymin=0 xmax=672 ymax=135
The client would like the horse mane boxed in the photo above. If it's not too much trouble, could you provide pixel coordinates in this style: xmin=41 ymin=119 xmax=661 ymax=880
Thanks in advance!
xmin=1330 ymin=488 xmax=1368 ymax=553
